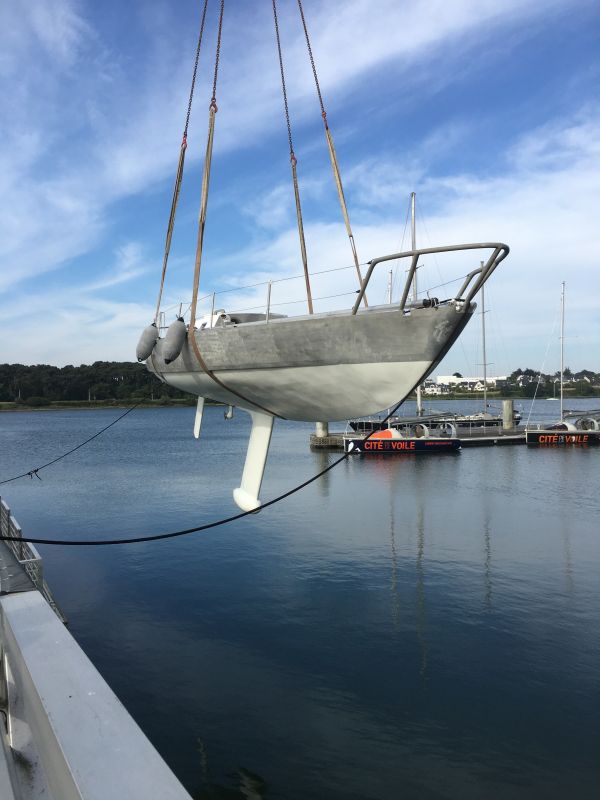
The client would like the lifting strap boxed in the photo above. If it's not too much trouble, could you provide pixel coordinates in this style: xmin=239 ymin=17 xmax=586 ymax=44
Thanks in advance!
xmin=153 ymin=0 xmax=209 ymax=325
xmin=272 ymin=0 xmax=314 ymax=315
xmin=186 ymin=0 xmax=280 ymax=418
xmin=296 ymin=0 xmax=368 ymax=307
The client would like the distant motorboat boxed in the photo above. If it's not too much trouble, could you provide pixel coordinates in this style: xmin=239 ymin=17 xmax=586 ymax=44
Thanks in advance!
xmin=344 ymin=425 xmax=461 ymax=455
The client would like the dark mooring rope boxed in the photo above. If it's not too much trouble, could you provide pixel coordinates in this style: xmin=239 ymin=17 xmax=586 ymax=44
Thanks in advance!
xmin=0 ymin=399 xmax=406 ymax=546
xmin=0 ymin=402 xmax=143 ymax=487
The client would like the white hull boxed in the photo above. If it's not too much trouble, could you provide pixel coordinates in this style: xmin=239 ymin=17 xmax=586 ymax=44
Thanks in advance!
xmin=160 ymin=358 xmax=431 ymax=421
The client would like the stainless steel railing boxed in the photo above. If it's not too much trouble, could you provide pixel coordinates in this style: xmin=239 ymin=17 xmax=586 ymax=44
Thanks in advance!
xmin=0 ymin=497 xmax=43 ymax=590
xmin=352 ymin=242 xmax=510 ymax=315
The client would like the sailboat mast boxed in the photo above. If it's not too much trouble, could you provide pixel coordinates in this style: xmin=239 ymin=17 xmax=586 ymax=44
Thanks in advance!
xmin=481 ymin=268 xmax=487 ymax=413
xmin=560 ymin=281 xmax=565 ymax=422
xmin=411 ymin=192 xmax=423 ymax=416
xmin=411 ymin=191 xmax=417 ymax=294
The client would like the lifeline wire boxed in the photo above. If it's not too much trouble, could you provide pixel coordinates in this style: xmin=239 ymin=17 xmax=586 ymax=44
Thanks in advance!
xmin=0 ymin=399 xmax=406 ymax=546
xmin=0 ymin=402 xmax=142 ymax=486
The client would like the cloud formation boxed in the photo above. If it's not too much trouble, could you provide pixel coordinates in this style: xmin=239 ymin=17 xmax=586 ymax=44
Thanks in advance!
xmin=1 ymin=0 xmax=597 ymax=373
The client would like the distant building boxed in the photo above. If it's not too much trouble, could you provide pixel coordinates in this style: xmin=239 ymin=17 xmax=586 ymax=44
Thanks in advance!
xmin=422 ymin=380 xmax=446 ymax=395
xmin=435 ymin=375 xmax=508 ymax=390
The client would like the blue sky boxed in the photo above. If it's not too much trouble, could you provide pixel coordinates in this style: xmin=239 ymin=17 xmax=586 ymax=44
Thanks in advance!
xmin=2 ymin=0 xmax=599 ymax=376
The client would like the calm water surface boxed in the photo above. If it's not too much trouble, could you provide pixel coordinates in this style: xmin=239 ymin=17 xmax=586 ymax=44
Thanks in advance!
xmin=1 ymin=400 xmax=599 ymax=799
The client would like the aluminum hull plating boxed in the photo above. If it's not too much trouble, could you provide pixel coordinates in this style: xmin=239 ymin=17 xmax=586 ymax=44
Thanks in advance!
xmin=147 ymin=303 xmax=473 ymax=421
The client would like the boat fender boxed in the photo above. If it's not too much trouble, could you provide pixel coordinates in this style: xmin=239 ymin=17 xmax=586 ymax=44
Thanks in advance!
xmin=136 ymin=323 xmax=159 ymax=361
xmin=163 ymin=317 xmax=187 ymax=364
xmin=439 ymin=422 xmax=456 ymax=438
xmin=580 ymin=418 xmax=599 ymax=431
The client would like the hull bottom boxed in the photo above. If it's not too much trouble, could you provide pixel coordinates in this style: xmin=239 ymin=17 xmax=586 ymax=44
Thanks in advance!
xmin=158 ymin=359 xmax=432 ymax=421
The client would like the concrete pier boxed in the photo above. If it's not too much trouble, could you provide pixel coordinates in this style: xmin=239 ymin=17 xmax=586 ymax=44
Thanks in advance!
xmin=503 ymin=399 xmax=515 ymax=430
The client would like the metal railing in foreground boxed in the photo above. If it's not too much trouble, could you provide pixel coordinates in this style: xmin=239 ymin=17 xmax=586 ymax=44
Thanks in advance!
xmin=0 ymin=497 xmax=192 ymax=800
xmin=0 ymin=497 xmax=43 ymax=592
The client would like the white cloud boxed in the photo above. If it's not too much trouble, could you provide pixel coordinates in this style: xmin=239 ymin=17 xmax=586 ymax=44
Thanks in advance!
xmin=2 ymin=0 xmax=597 ymax=373
xmin=195 ymin=106 xmax=600 ymax=373
xmin=0 ymin=241 xmax=152 ymax=365
xmin=1 ymin=0 xmax=577 ymax=290
xmin=4 ymin=105 xmax=599 ymax=369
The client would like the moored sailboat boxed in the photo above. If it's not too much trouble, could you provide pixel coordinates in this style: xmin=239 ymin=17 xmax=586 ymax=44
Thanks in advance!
xmin=526 ymin=283 xmax=600 ymax=446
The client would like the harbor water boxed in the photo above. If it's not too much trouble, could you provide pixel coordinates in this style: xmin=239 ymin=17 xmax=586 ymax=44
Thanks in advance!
xmin=1 ymin=400 xmax=599 ymax=799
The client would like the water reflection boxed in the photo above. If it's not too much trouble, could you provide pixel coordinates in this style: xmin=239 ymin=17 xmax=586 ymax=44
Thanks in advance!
xmin=2 ymin=407 xmax=599 ymax=800
xmin=559 ymin=513 xmax=575 ymax=597
xmin=195 ymin=769 xmax=267 ymax=800
xmin=313 ymin=448 xmax=333 ymax=497
xmin=195 ymin=740 xmax=267 ymax=799
xmin=388 ymin=488 xmax=401 ymax=630
xmin=415 ymin=503 xmax=428 ymax=682
xmin=483 ymin=517 xmax=492 ymax=610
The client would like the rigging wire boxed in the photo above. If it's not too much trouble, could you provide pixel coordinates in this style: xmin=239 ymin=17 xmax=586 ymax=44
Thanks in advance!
xmin=0 ymin=400 xmax=407 ymax=547
xmin=390 ymin=199 xmax=411 ymax=302
xmin=415 ymin=199 xmax=475 ymax=376
xmin=525 ymin=303 xmax=561 ymax=425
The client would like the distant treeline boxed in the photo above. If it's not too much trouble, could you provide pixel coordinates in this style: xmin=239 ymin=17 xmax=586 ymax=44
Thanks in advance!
xmin=0 ymin=362 xmax=190 ymax=406
xmin=1 ymin=362 xmax=599 ymax=409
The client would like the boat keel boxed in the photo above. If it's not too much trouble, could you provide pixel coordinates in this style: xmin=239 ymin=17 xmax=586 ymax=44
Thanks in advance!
xmin=233 ymin=410 xmax=274 ymax=512
xmin=193 ymin=396 xmax=205 ymax=438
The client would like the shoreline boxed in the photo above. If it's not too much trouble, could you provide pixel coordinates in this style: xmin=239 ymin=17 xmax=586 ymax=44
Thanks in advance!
xmin=0 ymin=400 xmax=217 ymax=413
xmin=1 ymin=394 xmax=597 ymax=413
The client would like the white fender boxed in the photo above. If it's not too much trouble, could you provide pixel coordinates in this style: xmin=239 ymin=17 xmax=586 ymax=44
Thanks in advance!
xmin=163 ymin=317 xmax=187 ymax=364
xmin=136 ymin=323 xmax=159 ymax=361
xmin=193 ymin=396 xmax=205 ymax=439
xmin=233 ymin=410 xmax=274 ymax=512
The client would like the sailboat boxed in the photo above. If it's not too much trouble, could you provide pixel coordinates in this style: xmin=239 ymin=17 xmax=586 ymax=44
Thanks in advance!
xmin=526 ymin=283 xmax=600 ymax=446
xmin=136 ymin=2 xmax=510 ymax=509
